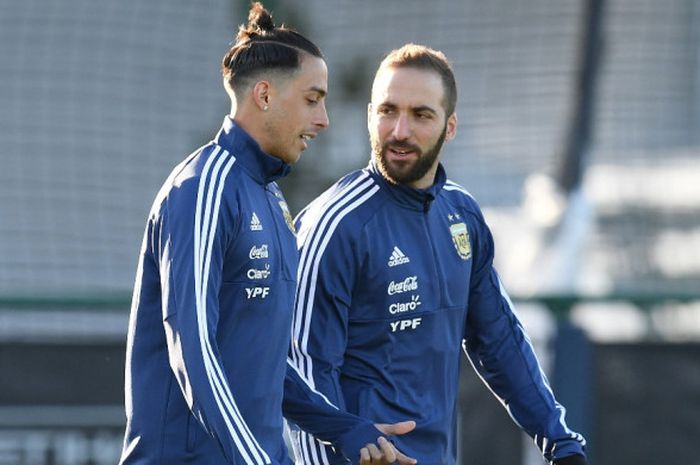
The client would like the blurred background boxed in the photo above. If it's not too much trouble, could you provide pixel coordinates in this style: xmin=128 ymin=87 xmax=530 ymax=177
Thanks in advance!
xmin=1 ymin=0 xmax=699 ymax=464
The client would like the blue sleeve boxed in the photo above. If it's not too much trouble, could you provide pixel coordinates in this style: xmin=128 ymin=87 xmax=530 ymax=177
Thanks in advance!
xmin=158 ymin=160 xmax=275 ymax=465
xmin=283 ymin=359 xmax=382 ymax=464
xmin=463 ymin=217 xmax=586 ymax=462
xmin=288 ymin=211 xmax=357 ymax=465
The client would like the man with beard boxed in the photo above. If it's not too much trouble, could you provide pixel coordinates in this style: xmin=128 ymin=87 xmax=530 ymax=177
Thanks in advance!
xmin=288 ymin=44 xmax=588 ymax=465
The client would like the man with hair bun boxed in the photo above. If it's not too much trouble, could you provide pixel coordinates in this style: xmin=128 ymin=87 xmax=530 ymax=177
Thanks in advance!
xmin=290 ymin=43 xmax=588 ymax=465
xmin=119 ymin=4 xmax=415 ymax=465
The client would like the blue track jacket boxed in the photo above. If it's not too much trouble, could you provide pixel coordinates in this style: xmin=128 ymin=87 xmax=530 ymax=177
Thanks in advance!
xmin=290 ymin=161 xmax=586 ymax=465
xmin=120 ymin=118 xmax=382 ymax=465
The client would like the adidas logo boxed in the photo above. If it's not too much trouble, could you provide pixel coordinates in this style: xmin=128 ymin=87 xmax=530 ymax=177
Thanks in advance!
xmin=250 ymin=212 xmax=263 ymax=231
xmin=388 ymin=246 xmax=410 ymax=267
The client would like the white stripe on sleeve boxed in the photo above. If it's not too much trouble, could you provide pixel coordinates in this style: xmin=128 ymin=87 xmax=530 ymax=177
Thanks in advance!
xmin=291 ymin=175 xmax=379 ymax=379
xmin=193 ymin=147 xmax=270 ymax=465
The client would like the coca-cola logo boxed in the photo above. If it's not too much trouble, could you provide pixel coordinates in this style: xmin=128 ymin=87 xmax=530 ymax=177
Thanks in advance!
xmin=387 ymin=276 xmax=418 ymax=295
xmin=249 ymin=244 xmax=269 ymax=260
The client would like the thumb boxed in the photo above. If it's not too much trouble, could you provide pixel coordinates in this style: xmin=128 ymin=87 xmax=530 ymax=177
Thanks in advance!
xmin=374 ymin=420 xmax=416 ymax=436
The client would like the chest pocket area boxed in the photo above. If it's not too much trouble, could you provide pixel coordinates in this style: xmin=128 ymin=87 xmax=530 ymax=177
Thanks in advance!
xmin=223 ymin=230 xmax=279 ymax=284
xmin=354 ymin=260 xmax=439 ymax=323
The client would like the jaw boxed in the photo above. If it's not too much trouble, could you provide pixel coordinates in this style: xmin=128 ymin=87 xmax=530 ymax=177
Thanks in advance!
xmin=384 ymin=148 xmax=420 ymax=174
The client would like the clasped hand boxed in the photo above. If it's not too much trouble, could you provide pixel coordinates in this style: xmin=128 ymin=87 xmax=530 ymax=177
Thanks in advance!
xmin=359 ymin=421 xmax=417 ymax=465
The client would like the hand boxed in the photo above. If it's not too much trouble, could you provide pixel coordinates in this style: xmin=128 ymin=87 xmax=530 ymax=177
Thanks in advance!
xmin=375 ymin=421 xmax=416 ymax=437
xmin=358 ymin=421 xmax=417 ymax=465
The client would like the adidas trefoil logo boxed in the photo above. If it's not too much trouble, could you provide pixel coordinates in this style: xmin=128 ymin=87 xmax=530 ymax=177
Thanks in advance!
xmin=388 ymin=246 xmax=410 ymax=267
xmin=250 ymin=212 xmax=263 ymax=231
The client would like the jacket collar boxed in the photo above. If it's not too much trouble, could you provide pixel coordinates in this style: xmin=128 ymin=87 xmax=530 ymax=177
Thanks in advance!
xmin=367 ymin=158 xmax=446 ymax=212
xmin=214 ymin=116 xmax=291 ymax=184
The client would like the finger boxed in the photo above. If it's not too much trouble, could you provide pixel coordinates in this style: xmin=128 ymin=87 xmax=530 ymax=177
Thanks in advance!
xmin=377 ymin=436 xmax=397 ymax=463
xmin=375 ymin=420 xmax=417 ymax=436
xmin=395 ymin=450 xmax=418 ymax=465
xmin=367 ymin=443 xmax=383 ymax=462
xmin=359 ymin=447 xmax=371 ymax=465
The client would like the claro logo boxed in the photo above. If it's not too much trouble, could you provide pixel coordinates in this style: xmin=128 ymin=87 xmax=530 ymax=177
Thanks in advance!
xmin=247 ymin=264 xmax=271 ymax=280
xmin=388 ymin=295 xmax=421 ymax=314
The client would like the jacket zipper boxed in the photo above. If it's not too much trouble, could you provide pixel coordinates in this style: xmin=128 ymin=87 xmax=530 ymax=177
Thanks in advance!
xmin=422 ymin=204 xmax=445 ymax=308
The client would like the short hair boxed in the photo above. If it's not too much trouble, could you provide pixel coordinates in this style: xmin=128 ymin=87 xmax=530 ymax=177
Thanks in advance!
xmin=221 ymin=2 xmax=323 ymax=96
xmin=374 ymin=44 xmax=457 ymax=117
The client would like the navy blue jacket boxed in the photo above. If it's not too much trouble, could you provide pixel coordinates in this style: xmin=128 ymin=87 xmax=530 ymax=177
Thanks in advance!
xmin=120 ymin=118 xmax=381 ymax=465
xmin=290 ymin=161 xmax=586 ymax=465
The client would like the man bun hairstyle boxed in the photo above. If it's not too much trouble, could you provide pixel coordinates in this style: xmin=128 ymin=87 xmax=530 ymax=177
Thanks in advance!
xmin=376 ymin=43 xmax=458 ymax=117
xmin=247 ymin=2 xmax=274 ymax=32
xmin=222 ymin=2 xmax=323 ymax=94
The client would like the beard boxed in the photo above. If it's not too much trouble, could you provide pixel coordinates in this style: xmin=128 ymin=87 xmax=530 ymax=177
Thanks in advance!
xmin=372 ymin=125 xmax=447 ymax=186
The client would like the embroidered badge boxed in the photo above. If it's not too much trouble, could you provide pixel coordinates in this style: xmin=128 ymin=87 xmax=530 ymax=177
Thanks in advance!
xmin=449 ymin=222 xmax=471 ymax=260
xmin=278 ymin=201 xmax=295 ymax=233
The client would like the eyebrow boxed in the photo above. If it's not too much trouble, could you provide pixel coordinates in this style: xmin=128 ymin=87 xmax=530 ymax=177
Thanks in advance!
xmin=412 ymin=105 xmax=438 ymax=115
xmin=307 ymin=86 xmax=327 ymax=98
xmin=378 ymin=101 xmax=438 ymax=115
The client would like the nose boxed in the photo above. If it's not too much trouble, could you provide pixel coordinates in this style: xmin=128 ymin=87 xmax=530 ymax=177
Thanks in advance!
xmin=314 ymin=102 xmax=329 ymax=130
xmin=392 ymin=113 xmax=411 ymax=140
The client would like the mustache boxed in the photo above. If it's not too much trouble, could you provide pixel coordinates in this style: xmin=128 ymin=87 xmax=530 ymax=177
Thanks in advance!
xmin=383 ymin=140 xmax=421 ymax=154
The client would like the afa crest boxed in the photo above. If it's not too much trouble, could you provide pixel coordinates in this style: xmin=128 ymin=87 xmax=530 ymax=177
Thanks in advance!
xmin=278 ymin=201 xmax=295 ymax=233
xmin=449 ymin=222 xmax=471 ymax=260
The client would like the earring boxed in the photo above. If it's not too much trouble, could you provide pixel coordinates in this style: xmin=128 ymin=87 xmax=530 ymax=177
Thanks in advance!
xmin=263 ymin=105 xmax=269 ymax=111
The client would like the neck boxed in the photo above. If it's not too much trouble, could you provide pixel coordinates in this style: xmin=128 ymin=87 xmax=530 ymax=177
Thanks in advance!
xmin=231 ymin=107 xmax=270 ymax=156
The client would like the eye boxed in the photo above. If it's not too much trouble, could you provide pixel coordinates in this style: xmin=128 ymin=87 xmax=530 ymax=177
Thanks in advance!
xmin=377 ymin=106 xmax=394 ymax=115
xmin=416 ymin=112 xmax=433 ymax=120
xmin=306 ymin=98 xmax=319 ymax=106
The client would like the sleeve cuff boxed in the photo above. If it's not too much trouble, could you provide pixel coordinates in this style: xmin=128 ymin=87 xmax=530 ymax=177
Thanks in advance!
xmin=334 ymin=422 xmax=383 ymax=463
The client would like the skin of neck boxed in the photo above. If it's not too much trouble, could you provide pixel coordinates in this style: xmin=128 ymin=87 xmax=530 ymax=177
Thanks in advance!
xmin=224 ymin=75 xmax=287 ymax=157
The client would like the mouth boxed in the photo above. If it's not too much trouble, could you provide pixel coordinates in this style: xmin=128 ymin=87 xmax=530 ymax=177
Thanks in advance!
xmin=300 ymin=133 xmax=316 ymax=151
xmin=386 ymin=144 xmax=419 ymax=159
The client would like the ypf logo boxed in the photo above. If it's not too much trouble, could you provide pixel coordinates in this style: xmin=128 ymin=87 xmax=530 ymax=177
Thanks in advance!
xmin=390 ymin=317 xmax=422 ymax=332
xmin=245 ymin=287 xmax=270 ymax=299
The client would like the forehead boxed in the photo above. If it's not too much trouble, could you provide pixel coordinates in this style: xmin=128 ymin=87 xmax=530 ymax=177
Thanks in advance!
xmin=371 ymin=66 xmax=445 ymax=109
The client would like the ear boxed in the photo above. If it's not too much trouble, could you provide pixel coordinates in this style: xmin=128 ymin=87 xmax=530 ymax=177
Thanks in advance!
xmin=444 ymin=112 xmax=458 ymax=142
xmin=367 ymin=103 xmax=373 ymax=131
xmin=252 ymin=80 xmax=272 ymax=111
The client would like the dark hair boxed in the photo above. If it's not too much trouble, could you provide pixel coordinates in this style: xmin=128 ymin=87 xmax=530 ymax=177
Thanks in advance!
xmin=222 ymin=2 xmax=323 ymax=94
xmin=375 ymin=44 xmax=457 ymax=117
